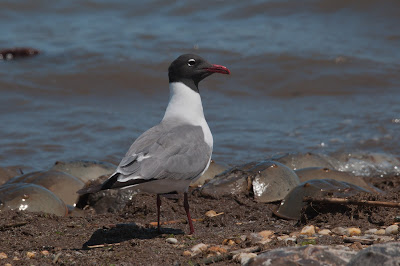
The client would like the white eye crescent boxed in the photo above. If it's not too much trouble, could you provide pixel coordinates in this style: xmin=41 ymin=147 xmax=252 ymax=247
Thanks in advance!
xmin=188 ymin=59 xmax=196 ymax=66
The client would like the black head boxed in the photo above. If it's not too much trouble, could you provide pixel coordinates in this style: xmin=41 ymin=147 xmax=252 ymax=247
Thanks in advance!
xmin=168 ymin=54 xmax=230 ymax=93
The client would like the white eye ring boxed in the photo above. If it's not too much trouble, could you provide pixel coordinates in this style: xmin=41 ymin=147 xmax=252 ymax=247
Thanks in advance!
xmin=188 ymin=59 xmax=196 ymax=66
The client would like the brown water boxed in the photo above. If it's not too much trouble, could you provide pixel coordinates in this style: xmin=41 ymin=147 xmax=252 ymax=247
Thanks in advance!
xmin=1 ymin=0 xmax=400 ymax=170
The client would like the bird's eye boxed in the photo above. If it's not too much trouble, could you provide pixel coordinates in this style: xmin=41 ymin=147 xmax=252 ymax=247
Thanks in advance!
xmin=188 ymin=59 xmax=196 ymax=66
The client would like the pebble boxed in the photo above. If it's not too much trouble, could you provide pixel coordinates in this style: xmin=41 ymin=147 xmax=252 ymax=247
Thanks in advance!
xmin=258 ymin=230 xmax=274 ymax=238
xmin=233 ymin=253 xmax=257 ymax=266
xmin=318 ymin=229 xmax=332 ymax=235
xmin=375 ymin=229 xmax=386 ymax=235
xmin=277 ymin=235 xmax=289 ymax=241
xmin=207 ymin=246 xmax=227 ymax=254
xmin=301 ymin=225 xmax=315 ymax=236
xmin=41 ymin=250 xmax=50 ymax=256
xmin=191 ymin=243 xmax=208 ymax=256
xmin=364 ymin=229 xmax=377 ymax=235
xmin=0 ymin=252 xmax=8 ymax=259
xmin=385 ymin=224 xmax=399 ymax=235
xmin=283 ymin=237 xmax=297 ymax=244
xmin=5 ymin=263 xmax=12 ymax=266
xmin=182 ymin=250 xmax=192 ymax=256
xmin=332 ymin=227 xmax=348 ymax=236
xmin=222 ymin=239 xmax=236 ymax=246
xmin=347 ymin=228 xmax=361 ymax=236
xmin=166 ymin=238 xmax=178 ymax=244
xmin=26 ymin=251 xmax=36 ymax=259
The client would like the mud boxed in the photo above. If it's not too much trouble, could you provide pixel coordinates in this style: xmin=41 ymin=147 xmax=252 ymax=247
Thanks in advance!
xmin=0 ymin=175 xmax=399 ymax=265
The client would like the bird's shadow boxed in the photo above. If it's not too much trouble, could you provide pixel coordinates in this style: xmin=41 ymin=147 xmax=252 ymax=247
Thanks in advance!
xmin=82 ymin=223 xmax=183 ymax=248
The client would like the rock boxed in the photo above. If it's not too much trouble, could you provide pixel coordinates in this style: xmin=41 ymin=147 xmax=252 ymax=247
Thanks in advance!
xmin=272 ymin=152 xmax=336 ymax=170
xmin=0 ymin=47 xmax=39 ymax=60
xmin=318 ymin=229 xmax=332 ymax=235
xmin=365 ymin=228 xmax=378 ymax=235
xmin=6 ymin=170 xmax=84 ymax=206
xmin=182 ymin=250 xmax=192 ymax=256
xmin=248 ymin=245 xmax=357 ymax=265
xmin=190 ymin=160 xmax=227 ymax=187
xmin=41 ymin=250 xmax=50 ymax=256
xmin=191 ymin=243 xmax=208 ymax=256
xmin=233 ymin=253 xmax=257 ymax=266
xmin=258 ymin=230 xmax=274 ymax=239
xmin=26 ymin=251 xmax=36 ymax=259
xmin=347 ymin=228 xmax=362 ymax=236
xmin=348 ymin=242 xmax=400 ymax=266
xmin=274 ymin=179 xmax=370 ymax=220
xmin=205 ymin=210 xmax=224 ymax=217
xmin=375 ymin=229 xmax=386 ymax=235
xmin=300 ymin=225 xmax=315 ymax=236
xmin=166 ymin=238 xmax=178 ymax=244
xmin=0 ymin=252 xmax=7 ymax=259
xmin=51 ymin=160 xmax=115 ymax=183
xmin=0 ymin=183 xmax=68 ymax=216
xmin=332 ymin=227 xmax=348 ymax=236
xmin=295 ymin=167 xmax=379 ymax=192
xmin=207 ymin=246 xmax=227 ymax=254
xmin=385 ymin=224 xmax=398 ymax=235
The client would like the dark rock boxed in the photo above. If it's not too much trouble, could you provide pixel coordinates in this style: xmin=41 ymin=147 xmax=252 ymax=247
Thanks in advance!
xmin=248 ymin=245 xmax=357 ymax=266
xmin=348 ymin=242 xmax=400 ymax=266
xmin=0 ymin=47 xmax=39 ymax=60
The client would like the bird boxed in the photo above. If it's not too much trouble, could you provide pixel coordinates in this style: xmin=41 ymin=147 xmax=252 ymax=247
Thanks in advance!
xmin=78 ymin=54 xmax=230 ymax=234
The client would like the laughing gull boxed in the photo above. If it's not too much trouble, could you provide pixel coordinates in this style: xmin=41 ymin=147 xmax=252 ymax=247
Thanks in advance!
xmin=78 ymin=54 xmax=230 ymax=234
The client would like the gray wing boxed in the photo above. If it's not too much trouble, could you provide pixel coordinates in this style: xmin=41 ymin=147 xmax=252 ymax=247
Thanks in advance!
xmin=102 ymin=123 xmax=212 ymax=190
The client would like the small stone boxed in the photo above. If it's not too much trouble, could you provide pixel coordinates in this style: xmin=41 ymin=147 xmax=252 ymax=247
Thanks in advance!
xmin=26 ymin=251 xmax=36 ymax=259
xmin=166 ymin=237 xmax=178 ymax=244
xmin=258 ymin=230 xmax=274 ymax=238
xmin=347 ymin=228 xmax=361 ymax=236
xmin=0 ymin=252 xmax=8 ymax=259
xmin=182 ymin=250 xmax=192 ymax=256
xmin=364 ymin=229 xmax=377 ymax=235
xmin=300 ymin=225 xmax=315 ymax=236
xmin=41 ymin=250 xmax=50 ymax=256
xmin=332 ymin=227 xmax=348 ymax=236
xmin=290 ymin=231 xmax=300 ymax=237
xmin=191 ymin=243 xmax=208 ymax=256
xmin=375 ymin=229 xmax=386 ymax=235
xmin=385 ymin=224 xmax=399 ymax=235
xmin=205 ymin=210 xmax=217 ymax=217
xmin=233 ymin=253 xmax=257 ymax=265
xmin=13 ymin=256 xmax=20 ymax=261
xmin=5 ymin=263 xmax=12 ymax=266
xmin=207 ymin=246 xmax=227 ymax=254
xmin=277 ymin=235 xmax=289 ymax=241
xmin=318 ymin=229 xmax=332 ymax=235
xmin=283 ymin=237 xmax=297 ymax=244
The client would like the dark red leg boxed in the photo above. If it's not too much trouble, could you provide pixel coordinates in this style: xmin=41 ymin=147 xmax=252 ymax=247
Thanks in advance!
xmin=184 ymin=192 xmax=194 ymax=235
xmin=157 ymin=194 xmax=161 ymax=233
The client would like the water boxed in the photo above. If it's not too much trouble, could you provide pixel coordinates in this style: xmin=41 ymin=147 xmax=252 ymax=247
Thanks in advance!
xmin=1 ymin=0 xmax=400 ymax=170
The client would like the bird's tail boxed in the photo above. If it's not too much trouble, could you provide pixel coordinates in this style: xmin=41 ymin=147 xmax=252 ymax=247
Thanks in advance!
xmin=76 ymin=173 xmax=119 ymax=195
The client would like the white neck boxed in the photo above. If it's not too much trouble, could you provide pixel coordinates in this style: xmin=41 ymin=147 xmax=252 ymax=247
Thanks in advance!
xmin=163 ymin=82 xmax=205 ymax=124
xmin=162 ymin=82 xmax=213 ymax=148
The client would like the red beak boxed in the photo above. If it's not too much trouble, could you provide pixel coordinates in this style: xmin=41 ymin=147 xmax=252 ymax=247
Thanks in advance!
xmin=205 ymin=64 xmax=231 ymax=75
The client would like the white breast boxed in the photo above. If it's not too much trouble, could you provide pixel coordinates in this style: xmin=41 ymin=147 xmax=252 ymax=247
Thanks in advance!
xmin=162 ymin=82 xmax=213 ymax=149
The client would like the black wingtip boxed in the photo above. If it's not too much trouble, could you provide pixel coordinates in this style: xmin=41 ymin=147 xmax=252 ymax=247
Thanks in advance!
xmin=76 ymin=184 xmax=103 ymax=195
